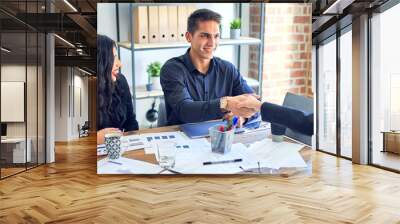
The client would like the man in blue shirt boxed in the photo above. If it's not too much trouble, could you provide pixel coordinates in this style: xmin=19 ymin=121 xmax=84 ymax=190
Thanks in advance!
xmin=161 ymin=8 xmax=258 ymax=125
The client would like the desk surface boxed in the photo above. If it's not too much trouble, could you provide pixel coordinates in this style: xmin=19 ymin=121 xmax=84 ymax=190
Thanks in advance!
xmin=97 ymin=125 xmax=312 ymax=176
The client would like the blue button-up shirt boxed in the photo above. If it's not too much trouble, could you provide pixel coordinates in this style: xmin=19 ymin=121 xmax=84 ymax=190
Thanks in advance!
xmin=160 ymin=48 xmax=255 ymax=125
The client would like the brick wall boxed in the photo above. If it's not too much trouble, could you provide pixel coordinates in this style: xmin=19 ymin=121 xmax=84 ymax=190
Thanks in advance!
xmin=249 ymin=3 xmax=313 ymax=104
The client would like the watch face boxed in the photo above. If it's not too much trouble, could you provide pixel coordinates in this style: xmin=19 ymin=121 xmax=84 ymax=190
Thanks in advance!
xmin=220 ymin=97 xmax=228 ymax=110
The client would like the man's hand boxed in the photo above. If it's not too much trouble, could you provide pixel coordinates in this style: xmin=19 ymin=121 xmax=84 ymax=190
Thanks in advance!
xmin=236 ymin=94 xmax=262 ymax=112
xmin=225 ymin=94 xmax=258 ymax=118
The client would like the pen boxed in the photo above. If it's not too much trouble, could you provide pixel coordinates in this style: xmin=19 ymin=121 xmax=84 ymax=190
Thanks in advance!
xmin=108 ymin=160 xmax=123 ymax=165
xmin=203 ymin=158 xmax=242 ymax=165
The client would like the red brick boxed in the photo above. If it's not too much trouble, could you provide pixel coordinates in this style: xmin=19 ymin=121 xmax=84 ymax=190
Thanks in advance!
xmin=250 ymin=62 xmax=258 ymax=70
xmin=300 ymin=52 xmax=308 ymax=59
xmin=289 ymin=87 xmax=299 ymax=94
xmin=250 ymin=6 xmax=260 ymax=15
xmin=295 ymin=61 xmax=302 ymax=68
xmin=294 ymin=16 xmax=310 ymax=24
xmin=285 ymin=61 xmax=302 ymax=69
xmin=295 ymin=78 xmax=305 ymax=85
xmin=250 ymin=53 xmax=257 ymax=60
xmin=293 ymin=34 xmax=304 ymax=42
xmin=291 ymin=70 xmax=304 ymax=78
xmin=251 ymin=15 xmax=260 ymax=24
xmin=251 ymin=25 xmax=259 ymax=32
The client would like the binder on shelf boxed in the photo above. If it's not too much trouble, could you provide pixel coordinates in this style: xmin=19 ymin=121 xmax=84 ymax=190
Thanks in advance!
xmin=158 ymin=6 xmax=169 ymax=43
xmin=133 ymin=6 xmax=148 ymax=44
xmin=148 ymin=6 xmax=159 ymax=43
xmin=167 ymin=6 xmax=178 ymax=42
xmin=186 ymin=5 xmax=197 ymax=19
xmin=177 ymin=6 xmax=187 ymax=42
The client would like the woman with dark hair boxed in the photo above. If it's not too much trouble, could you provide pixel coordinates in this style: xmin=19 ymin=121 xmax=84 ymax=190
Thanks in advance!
xmin=97 ymin=34 xmax=138 ymax=144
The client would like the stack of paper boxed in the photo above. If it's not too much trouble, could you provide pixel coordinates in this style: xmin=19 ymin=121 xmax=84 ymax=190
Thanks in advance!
xmin=97 ymin=157 xmax=163 ymax=174
xmin=241 ymin=138 xmax=307 ymax=170
xmin=172 ymin=143 xmax=256 ymax=174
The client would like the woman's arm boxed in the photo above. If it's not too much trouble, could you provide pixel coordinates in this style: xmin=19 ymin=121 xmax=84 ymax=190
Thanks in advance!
xmin=236 ymin=96 xmax=314 ymax=136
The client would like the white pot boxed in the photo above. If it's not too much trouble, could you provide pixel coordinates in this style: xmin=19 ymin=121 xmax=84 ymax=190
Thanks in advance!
xmin=230 ymin=29 xmax=241 ymax=39
xmin=151 ymin=76 xmax=162 ymax=90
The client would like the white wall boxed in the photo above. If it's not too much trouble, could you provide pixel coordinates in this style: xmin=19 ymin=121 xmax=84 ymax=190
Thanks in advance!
xmin=1 ymin=65 xmax=29 ymax=137
xmin=54 ymin=67 xmax=89 ymax=141
xmin=97 ymin=3 xmax=118 ymax=41
xmin=1 ymin=63 xmax=46 ymax=164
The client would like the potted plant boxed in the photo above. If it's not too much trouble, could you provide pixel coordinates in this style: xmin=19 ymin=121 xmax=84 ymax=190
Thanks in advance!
xmin=146 ymin=61 xmax=162 ymax=90
xmin=230 ymin=18 xmax=241 ymax=39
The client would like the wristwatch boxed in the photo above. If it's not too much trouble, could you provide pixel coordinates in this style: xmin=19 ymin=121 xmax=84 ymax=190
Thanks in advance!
xmin=220 ymin=96 xmax=229 ymax=112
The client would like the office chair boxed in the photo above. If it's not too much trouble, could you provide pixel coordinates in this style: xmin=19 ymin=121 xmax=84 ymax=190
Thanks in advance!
xmin=78 ymin=121 xmax=90 ymax=138
xmin=282 ymin=92 xmax=314 ymax=145
xmin=157 ymin=97 xmax=168 ymax=127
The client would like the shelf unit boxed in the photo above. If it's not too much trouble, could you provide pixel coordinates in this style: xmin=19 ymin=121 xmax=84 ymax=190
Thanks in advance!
xmin=118 ymin=3 xmax=265 ymax=113
xmin=118 ymin=37 xmax=262 ymax=51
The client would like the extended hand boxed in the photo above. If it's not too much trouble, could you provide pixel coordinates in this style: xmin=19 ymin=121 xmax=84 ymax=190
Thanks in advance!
xmin=226 ymin=94 xmax=258 ymax=118
xmin=236 ymin=94 xmax=262 ymax=112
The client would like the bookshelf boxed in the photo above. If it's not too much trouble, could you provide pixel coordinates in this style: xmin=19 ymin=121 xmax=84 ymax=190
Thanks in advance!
xmin=119 ymin=3 xmax=265 ymax=114
xmin=118 ymin=37 xmax=262 ymax=51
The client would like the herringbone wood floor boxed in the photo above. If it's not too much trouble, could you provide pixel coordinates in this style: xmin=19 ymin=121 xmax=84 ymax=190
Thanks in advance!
xmin=1 ymin=134 xmax=400 ymax=223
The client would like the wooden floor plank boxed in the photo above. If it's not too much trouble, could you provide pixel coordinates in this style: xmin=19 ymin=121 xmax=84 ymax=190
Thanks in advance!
xmin=0 ymin=134 xmax=399 ymax=223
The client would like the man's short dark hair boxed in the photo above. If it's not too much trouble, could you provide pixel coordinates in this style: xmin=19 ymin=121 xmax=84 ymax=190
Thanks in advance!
xmin=187 ymin=9 xmax=222 ymax=33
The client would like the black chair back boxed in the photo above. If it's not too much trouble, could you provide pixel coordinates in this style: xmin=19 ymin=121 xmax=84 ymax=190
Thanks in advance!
xmin=282 ymin=92 xmax=314 ymax=145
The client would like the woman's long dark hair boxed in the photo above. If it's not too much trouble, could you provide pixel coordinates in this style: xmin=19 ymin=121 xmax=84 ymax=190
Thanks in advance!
xmin=97 ymin=34 xmax=126 ymax=130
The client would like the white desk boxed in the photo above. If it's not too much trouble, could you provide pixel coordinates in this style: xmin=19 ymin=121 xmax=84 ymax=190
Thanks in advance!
xmin=97 ymin=125 xmax=311 ymax=175
xmin=1 ymin=138 xmax=31 ymax=163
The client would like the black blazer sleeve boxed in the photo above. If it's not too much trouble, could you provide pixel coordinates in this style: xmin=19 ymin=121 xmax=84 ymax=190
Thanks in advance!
xmin=261 ymin=102 xmax=314 ymax=136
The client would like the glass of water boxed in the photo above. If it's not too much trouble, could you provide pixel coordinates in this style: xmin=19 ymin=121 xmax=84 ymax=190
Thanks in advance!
xmin=156 ymin=141 xmax=177 ymax=169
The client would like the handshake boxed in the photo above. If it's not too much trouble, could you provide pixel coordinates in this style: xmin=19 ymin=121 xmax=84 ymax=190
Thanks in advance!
xmin=223 ymin=93 xmax=263 ymax=118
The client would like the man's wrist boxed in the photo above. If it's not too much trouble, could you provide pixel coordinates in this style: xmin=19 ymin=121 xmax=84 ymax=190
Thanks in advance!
xmin=256 ymin=101 xmax=262 ymax=111
xmin=220 ymin=96 xmax=231 ymax=112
